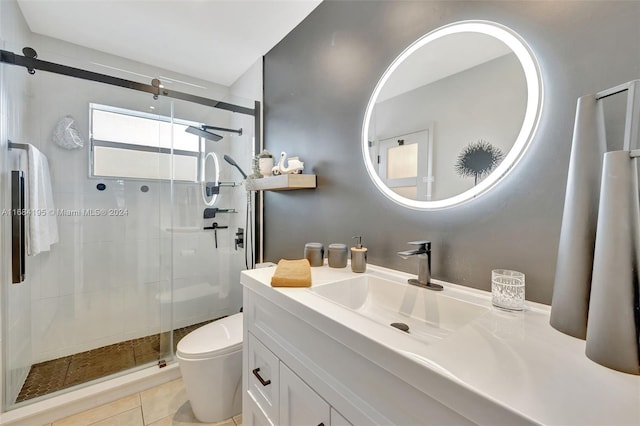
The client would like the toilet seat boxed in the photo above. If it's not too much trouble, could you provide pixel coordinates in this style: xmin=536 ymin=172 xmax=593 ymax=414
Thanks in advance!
xmin=177 ymin=313 xmax=243 ymax=360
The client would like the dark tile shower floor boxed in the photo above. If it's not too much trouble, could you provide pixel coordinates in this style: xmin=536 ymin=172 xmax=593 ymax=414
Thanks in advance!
xmin=16 ymin=319 xmax=215 ymax=403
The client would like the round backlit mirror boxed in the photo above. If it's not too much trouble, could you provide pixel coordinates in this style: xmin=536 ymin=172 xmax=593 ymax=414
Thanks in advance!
xmin=362 ymin=20 xmax=543 ymax=209
xmin=201 ymin=151 xmax=220 ymax=206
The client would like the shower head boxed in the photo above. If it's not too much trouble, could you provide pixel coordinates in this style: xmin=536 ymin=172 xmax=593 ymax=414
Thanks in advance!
xmin=185 ymin=124 xmax=243 ymax=142
xmin=223 ymin=155 xmax=248 ymax=179
xmin=185 ymin=125 xmax=223 ymax=142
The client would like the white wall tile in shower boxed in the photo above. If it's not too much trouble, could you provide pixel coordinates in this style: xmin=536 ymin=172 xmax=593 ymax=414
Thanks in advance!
xmin=171 ymin=276 xmax=222 ymax=329
xmin=32 ymin=250 xmax=59 ymax=300
xmin=74 ymin=288 xmax=126 ymax=342
xmin=32 ymin=294 xmax=75 ymax=361
xmin=122 ymin=280 xmax=166 ymax=340
xmin=81 ymin=241 xmax=116 ymax=292
xmin=171 ymin=233 xmax=201 ymax=279
xmin=58 ymin=243 xmax=84 ymax=297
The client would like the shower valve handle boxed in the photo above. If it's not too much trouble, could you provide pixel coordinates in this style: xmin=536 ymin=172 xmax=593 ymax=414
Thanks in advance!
xmin=203 ymin=222 xmax=228 ymax=248
xmin=235 ymin=228 xmax=244 ymax=250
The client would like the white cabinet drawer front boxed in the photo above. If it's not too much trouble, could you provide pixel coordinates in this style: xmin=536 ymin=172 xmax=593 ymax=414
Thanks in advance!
xmin=331 ymin=408 xmax=353 ymax=426
xmin=279 ymin=362 xmax=330 ymax=426
xmin=248 ymin=333 xmax=280 ymax=423
xmin=245 ymin=393 xmax=274 ymax=426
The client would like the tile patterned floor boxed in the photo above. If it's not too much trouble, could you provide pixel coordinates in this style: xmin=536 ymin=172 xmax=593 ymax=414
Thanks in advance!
xmin=17 ymin=320 xmax=215 ymax=403
xmin=46 ymin=378 xmax=242 ymax=426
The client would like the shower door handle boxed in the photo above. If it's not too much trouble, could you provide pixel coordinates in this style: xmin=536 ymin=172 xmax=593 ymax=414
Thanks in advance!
xmin=11 ymin=170 xmax=25 ymax=283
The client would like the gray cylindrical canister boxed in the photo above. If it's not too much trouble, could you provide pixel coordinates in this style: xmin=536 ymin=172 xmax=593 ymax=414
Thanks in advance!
xmin=327 ymin=243 xmax=348 ymax=268
xmin=304 ymin=242 xmax=324 ymax=267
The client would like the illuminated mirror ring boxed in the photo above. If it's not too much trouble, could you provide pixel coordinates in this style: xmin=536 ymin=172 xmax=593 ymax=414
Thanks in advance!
xmin=202 ymin=151 xmax=220 ymax=207
xmin=362 ymin=20 xmax=543 ymax=210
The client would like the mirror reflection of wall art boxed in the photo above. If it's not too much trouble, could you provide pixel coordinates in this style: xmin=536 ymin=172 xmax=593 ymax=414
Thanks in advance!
xmin=362 ymin=20 xmax=543 ymax=210
xmin=455 ymin=139 xmax=504 ymax=185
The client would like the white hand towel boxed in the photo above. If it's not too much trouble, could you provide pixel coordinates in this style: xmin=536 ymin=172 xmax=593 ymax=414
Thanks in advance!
xmin=27 ymin=145 xmax=58 ymax=256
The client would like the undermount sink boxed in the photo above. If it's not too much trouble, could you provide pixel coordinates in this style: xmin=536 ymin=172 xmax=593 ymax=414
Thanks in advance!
xmin=311 ymin=275 xmax=489 ymax=343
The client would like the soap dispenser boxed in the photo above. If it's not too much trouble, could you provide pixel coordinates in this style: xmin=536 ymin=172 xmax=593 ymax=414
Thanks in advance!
xmin=351 ymin=236 xmax=367 ymax=273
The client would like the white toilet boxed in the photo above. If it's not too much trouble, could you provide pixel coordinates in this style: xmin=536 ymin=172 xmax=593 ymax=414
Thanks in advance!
xmin=176 ymin=312 xmax=243 ymax=423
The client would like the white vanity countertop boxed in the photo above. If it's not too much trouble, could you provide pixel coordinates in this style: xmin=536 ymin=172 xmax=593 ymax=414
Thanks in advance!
xmin=241 ymin=263 xmax=640 ymax=426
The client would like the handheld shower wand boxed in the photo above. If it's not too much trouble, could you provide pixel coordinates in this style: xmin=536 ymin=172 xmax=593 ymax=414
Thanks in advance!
xmin=223 ymin=155 xmax=253 ymax=268
xmin=223 ymin=155 xmax=248 ymax=179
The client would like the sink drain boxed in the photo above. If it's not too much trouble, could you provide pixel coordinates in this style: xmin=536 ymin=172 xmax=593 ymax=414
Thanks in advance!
xmin=390 ymin=322 xmax=409 ymax=333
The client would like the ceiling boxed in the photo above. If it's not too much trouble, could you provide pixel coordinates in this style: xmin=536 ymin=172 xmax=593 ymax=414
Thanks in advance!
xmin=17 ymin=0 xmax=322 ymax=87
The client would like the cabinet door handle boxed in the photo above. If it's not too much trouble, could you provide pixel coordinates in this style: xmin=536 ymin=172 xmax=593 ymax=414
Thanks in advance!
xmin=252 ymin=368 xmax=271 ymax=386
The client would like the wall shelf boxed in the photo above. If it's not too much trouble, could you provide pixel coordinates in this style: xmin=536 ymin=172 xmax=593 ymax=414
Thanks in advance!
xmin=248 ymin=174 xmax=317 ymax=191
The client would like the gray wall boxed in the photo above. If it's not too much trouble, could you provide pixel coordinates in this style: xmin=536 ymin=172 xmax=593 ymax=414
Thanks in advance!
xmin=262 ymin=1 xmax=640 ymax=304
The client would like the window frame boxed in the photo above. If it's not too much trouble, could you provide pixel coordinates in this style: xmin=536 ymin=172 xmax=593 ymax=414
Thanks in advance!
xmin=88 ymin=103 xmax=204 ymax=182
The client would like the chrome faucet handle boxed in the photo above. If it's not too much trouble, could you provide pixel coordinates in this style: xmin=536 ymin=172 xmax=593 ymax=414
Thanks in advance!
xmin=397 ymin=249 xmax=419 ymax=257
xmin=407 ymin=240 xmax=431 ymax=253
xmin=402 ymin=240 xmax=442 ymax=291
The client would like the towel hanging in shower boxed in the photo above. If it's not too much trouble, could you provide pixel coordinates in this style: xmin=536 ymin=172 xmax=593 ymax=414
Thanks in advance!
xmin=27 ymin=145 xmax=58 ymax=255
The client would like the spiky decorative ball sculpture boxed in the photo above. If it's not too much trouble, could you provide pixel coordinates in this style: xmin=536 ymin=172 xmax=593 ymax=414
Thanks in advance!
xmin=455 ymin=139 xmax=504 ymax=185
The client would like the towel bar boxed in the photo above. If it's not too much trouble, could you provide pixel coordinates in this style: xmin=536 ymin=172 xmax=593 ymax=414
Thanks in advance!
xmin=8 ymin=140 xmax=29 ymax=151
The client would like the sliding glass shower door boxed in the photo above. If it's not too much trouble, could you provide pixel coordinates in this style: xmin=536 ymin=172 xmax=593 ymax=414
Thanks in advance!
xmin=0 ymin=36 xmax=257 ymax=410
xmin=2 ymin=67 xmax=175 ymax=408
xmin=168 ymin=98 xmax=253 ymax=335
xmin=1 ymin=61 xmax=257 ymax=410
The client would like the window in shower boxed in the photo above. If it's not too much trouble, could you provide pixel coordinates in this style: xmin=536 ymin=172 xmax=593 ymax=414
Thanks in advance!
xmin=90 ymin=103 xmax=202 ymax=181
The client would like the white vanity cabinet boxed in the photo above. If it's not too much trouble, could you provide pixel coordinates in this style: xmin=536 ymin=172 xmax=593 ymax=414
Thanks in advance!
xmin=247 ymin=333 xmax=279 ymax=423
xmin=244 ymin=402 xmax=272 ymax=426
xmin=245 ymin=331 xmax=343 ymax=426
xmin=279 ymin=362 xmax=330 ymax=426
xmin=241 ymin=267 xmax=532 ymax=425
xmin=241 ymin=283 xmax=472 ymax=425
xmin=330 ymin=408 xmax=351 ymax=426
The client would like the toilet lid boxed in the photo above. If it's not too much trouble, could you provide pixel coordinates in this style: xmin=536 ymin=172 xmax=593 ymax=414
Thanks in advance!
xmin=177 ymin=313 xmax=243 ymax=360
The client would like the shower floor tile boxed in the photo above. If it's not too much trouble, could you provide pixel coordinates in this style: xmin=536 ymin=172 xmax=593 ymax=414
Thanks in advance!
xmin=14 ymin=356 xmax=71 ymax=402
xmin=16 ymin=319 xmax=215 ymax=403
xmin=65 ymin=342 xmax=136 ymax=387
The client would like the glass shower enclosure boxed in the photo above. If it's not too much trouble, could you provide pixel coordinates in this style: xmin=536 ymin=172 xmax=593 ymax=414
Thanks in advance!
xmin=0 ymin=45 xmax=258 ymax=410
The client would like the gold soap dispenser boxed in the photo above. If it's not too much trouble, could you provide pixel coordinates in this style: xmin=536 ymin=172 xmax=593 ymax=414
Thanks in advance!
xmin=351 ymin=236 xmax=368 ymax=273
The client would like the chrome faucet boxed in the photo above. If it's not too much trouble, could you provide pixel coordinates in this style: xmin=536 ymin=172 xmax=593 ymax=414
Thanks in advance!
xmin=397 ymin=241 xmax=443 ymax=291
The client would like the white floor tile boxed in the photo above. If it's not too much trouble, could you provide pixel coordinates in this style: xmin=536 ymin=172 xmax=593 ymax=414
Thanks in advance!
xmin=147 ymin=400 xmax=235 ymax=425
xmin=51 ymin=377 xmax=239 ymax=426
xmin=52 ymin=394 xmax=140 ymax=426
xmin=140 ymin=378 xmax=188 ymax=425
xmin=233 ymin=413 xmax=242 ymax=425
xmin=91 ymin=407 xmax=144 ymax=426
